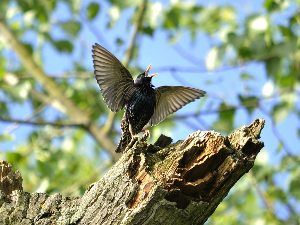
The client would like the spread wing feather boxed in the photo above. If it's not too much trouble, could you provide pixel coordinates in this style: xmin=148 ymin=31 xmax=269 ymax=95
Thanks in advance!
xmin=149 ymin=86 xmax=206 ymax=126
xmin=92 ymin=43 xmax=136 ymax=112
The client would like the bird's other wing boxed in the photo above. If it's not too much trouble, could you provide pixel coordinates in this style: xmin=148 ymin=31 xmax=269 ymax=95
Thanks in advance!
xmin=92 ymin=43 xmax=136 ymax=112
xmin=149 ymin=86 xmax=206 ymax=126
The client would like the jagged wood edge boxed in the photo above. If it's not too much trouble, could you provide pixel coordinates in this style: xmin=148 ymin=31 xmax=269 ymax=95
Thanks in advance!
xmin=0 ymin=118 xmax=265 ymax=225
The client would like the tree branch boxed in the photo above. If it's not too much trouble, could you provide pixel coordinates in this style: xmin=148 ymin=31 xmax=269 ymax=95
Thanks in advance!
xmin=0 ymin=119 xmax=265 ymax=224
xmin=248 ymin=171 xmax=288 ymax=224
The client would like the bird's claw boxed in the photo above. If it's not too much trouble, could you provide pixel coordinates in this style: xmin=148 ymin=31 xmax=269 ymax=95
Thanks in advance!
xmin=144 ymin=129 xmax=151 ymax=138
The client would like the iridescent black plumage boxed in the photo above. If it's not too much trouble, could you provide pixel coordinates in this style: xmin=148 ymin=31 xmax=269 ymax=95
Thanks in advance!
xmin=92 ymin=43 xmax=206 ymax=153
xmin=126 ymin=72 xmax=156 ymax=135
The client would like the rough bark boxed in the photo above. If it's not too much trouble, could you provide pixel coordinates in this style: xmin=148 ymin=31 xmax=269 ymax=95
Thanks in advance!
xmin=0 ymin=118 xmax=265 ymax=225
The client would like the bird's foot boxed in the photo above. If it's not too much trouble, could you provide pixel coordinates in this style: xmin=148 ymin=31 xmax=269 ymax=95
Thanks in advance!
xmin=141 ymin=129 xmax=151 ymax=138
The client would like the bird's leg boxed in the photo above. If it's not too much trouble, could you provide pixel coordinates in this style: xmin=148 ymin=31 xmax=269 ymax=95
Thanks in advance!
xmin=130 ymin=130 xmax=140 ymax=139
xmin=129 ymin=129 xmax=151 ymax=139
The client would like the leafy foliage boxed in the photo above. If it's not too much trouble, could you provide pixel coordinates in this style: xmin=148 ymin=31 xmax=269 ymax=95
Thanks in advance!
xmin=0 ymin=0 xmax=299 ymax=223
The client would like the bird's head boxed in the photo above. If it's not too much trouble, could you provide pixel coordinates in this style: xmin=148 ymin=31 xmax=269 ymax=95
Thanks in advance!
xmin=134 ymin=64 xmax=158 ymax=86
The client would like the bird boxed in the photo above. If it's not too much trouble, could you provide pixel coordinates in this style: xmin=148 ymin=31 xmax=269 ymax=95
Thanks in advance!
xmin=92 ymin=43 xmax=206 ymax=153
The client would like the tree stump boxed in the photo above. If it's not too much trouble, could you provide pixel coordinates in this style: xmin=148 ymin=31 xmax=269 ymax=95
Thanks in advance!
xmin=0 ymin=118 xmax=265 ymax=225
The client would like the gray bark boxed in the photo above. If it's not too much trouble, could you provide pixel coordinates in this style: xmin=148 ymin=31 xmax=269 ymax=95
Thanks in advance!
xmin=0 ymin=118 xmax=265 ymax=225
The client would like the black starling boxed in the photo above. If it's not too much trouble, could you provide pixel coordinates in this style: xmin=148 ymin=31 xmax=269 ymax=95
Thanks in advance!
xmin=92 ymin=43 xmax=206 ymax=153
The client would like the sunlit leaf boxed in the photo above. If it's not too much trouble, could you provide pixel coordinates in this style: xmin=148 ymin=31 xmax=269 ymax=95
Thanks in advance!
xmin=262 ymin=80 xmax=275 ymax=98
xmin=7 ymin=80 xmax=32 ymax=102
xmin=6 ymin=152 xmax=22 ymax=163
xmin=0 ymin=133 xmax=15 ymax=142
xmin=206 ymin=46 xmax=226 ymax=71
xmin=248 ymin=15 xmax=268 ymax=33
xmin=108 ymin=5 xmax=121 ymax=26
xmin=0 ymin=57 xmax=5 ymax=80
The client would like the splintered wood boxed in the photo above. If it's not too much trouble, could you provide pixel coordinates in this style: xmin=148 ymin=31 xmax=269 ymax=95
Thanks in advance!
xmin=126 ymin=119 xmax=265 ymax=209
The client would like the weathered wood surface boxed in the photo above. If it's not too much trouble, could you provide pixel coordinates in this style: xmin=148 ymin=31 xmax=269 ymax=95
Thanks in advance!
xmin=0 ymin=118 xmax=265 ymax=225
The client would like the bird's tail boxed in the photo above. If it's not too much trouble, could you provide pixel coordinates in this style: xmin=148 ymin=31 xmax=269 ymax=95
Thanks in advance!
xmin=115 ymin=116 xmax=131 ymax=153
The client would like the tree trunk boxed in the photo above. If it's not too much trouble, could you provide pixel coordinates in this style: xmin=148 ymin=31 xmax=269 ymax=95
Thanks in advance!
xmin=0 ymin=118 xmax=265 ymax=225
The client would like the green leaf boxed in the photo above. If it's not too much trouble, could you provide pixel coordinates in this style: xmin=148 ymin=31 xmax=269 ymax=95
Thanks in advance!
xmin=268 ymin=185 xmax=287 ymax=203
xmin=238 ymin=46 xmax=253 ymax=60
xmin=86 ymin=2 xmax=100 ymax=20
xmin=164 ymin=7 xmax=180 ymax=29
xmin=141 ymin=26 xmax=154 ymax=36
xmin=274 ymin=38 xmax=298 ymax=58
xmin=116 ymin=38 xmax=124 ymax=47
xmin=6 ymin=152 xmax=22 ymax=163
xmin=228 ymin=33 xmax=245 ymax=49
xmin=53 ymin=40 xmax=73 ymax=53
xmin=21 ymin=42 xmax=33 ymax=55
xmin=0 ymin=101 xmax=8 ymax=116
xmin=289 ymin=175 xmax=300 ymax=199
xmin=264 ymin=0 xmax=280 ymax=12
xmin=279 ymin=74 xmax=293 ymax=88
xmin=0 ymin=56 xmax=6 ymax=80
xmin=213 ymin=103 xmax=235 ymax=134
xmin=272 ymin=102 xmax=289 ymax=124
xmin=61 ymin=21 xmax=81 ymax=36
xmin=16 ymin=0 xmax=30 ymax=12
xmin=241 ymin=73 xmax=255 ymax=81
xmin=36 ymin=7 xmax=49 ymax=22
xmin=108 ymin=0 xmax=139 ymax=9
xmin=249 ymin=36 xmax=267 ymax=56
xmin=0 ymin=0 xmax=10 ymax=15
xmin=265 ymin=57 xmax=280 ymax=78
xmin=238 ymin=95 xmax=259 ymax=114
xmin=0 ymin=133 xmax=14 ymax=142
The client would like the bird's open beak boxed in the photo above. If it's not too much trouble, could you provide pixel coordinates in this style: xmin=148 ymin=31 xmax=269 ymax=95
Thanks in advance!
xmin=149 ymin=73 xmax=158 ymax=77
xmin=146 ymin=64 xmax=158 ymax=77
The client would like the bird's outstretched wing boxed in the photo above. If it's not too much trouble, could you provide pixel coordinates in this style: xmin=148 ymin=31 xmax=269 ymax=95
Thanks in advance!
xmin=92 ymin=43 xmax=136 ymax=112
xmin=149 ymin=86 xmax=206 ymax=126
